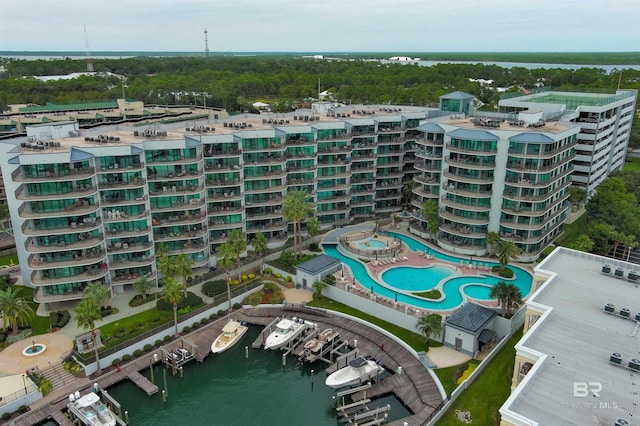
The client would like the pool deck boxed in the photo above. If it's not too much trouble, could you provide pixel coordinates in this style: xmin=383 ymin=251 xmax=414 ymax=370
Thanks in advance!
xmin=330 ymin=227 xmax=505 ymax=317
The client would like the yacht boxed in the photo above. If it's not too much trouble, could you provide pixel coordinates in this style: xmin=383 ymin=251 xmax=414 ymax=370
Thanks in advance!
xmin=211 ymin=319 xmax=248 ymax=353
xmin=325 ymin=357 xmax=384 ymax=389
xmin=67 ymin=391 xmax=116 ymax=426
xmin=264 ymin=318 xmax=310 ymax=350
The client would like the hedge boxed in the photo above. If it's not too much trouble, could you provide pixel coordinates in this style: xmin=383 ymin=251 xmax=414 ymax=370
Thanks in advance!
xmin=156 ymin=291 xmax=204 ymax=312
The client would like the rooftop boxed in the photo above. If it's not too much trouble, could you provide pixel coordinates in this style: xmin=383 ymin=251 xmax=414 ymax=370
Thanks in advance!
xmin=445 ymin=303 xmax=496 ymax=332
xmin=436 ymin=114 xmax=577 ymax=134
xmin=501 ymin=248 xmax=640 ymax=425
xmin=296 ymin=254 xmax=341 ymax=275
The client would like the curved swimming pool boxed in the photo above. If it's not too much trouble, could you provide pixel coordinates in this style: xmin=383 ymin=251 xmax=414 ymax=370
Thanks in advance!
xmin=323 ymin=232 xmax=532 ymax=311
xmin=382 ymin=266 xmax=453 ymax=292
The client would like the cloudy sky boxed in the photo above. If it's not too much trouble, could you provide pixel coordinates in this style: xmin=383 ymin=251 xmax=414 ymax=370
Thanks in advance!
xmin=0 ymin=0 xmax=638 ymax=52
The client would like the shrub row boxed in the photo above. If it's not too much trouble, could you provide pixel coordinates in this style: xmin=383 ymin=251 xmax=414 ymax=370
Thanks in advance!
xmin=49 ymin=310 xmax=70 ymax=329
xmin=156 ymin=291 xmax=204 ymax=312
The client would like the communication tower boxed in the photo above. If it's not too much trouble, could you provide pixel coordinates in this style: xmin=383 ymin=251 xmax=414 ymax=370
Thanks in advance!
xmin=204 ymin=29 xmax=210 ymax=58
xmin=84 ymin=25 xmax=94 ymax=72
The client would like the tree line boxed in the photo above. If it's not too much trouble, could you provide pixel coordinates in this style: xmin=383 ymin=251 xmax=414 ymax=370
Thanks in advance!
xmin=1 ymin=56 xmax=639 ymax=117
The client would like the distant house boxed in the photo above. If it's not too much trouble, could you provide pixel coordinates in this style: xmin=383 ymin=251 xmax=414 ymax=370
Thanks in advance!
xmin=443 ymin=303 xmax=498 ymax=356
xmin=295 ymin=254 xmax=342 ymax=289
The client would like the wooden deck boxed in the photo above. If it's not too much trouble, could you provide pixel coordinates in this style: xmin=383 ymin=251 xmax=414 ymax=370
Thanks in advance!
xmin=244 ymin=305 xmax=445 ymax=424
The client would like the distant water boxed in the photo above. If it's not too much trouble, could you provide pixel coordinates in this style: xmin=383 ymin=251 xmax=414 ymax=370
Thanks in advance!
xmin=1 ymin=53 xmax=639 ymax=72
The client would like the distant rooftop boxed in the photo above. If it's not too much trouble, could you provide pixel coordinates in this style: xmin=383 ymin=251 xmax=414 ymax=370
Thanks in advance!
xmin=500 ymin=88 xmax=637 ymax=110
xmin=501 ymin=248 xmax=640 ymax=425
xmin=19 ymin=101 xmax=119 ymax=113
xmin=296 ymin=254 xmax=341 ymax=275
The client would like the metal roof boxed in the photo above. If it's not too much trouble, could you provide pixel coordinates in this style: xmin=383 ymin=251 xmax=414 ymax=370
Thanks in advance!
xmin=448 ymin=128 xmax=498 ymax=141
xmin=445 ymin=303 xmax=496 ymax=332
xmin=417 ymin=123 xmax=445 ymax=133
xmin=440 ymin=91 xmax=475 ymax=100
xmin=509 ymin=132 xmax=555 ymax=144
xmin=296 ymin=254 xmax=341 ymax=275
xmin=19 ymin=101 xmax=119 ymax=113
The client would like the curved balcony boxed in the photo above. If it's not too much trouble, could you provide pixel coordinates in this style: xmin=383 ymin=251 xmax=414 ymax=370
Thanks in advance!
xmin=28 ymin=250 xmax=107 ymax=270
xmin=17 ymin=185 xmax=98 ymax=201
xmin=22 ymin=217 xmax=102 ymax=236
xmin=350 ymin=198 xmax=376 ymax=207
xmin=444 ymin=158 xmax=496 ymax=170
xmin=33 ymin=287 xmax=84 ymax=304
xmin=412 ymin=186 xmax=438 ymax=199
xmin=168 ymin=242 xmax=208 ymax=256
xmin=503 ymin=180 xmax=571 ymax=203
xmin=505 ymin=161 xmax=570 ymax=174
xmin=98 ymin=178 xmax=147 ymax=190
xmin=101 ymin=194 xmax=148 ymax=208
xmin=439 ymin=209 xmax=489 ymax=225
xmin=31 ymin=267 xmax=108 ymax=286
xmin=414 ymin=161 xmax=441 ymax=173
xmin=446 ymin=143 xmax=497 ymax=155
xmin=440 ymin=197 xmax=491 ymax=212
xmin=317 ymin=193 xmax=351 ymax=204
xmin=204 ymin=148 xmax=243 ymax=158
xmin=246 ymin=221 xmax=287 ymax=233
xmin=109 ymin=256 xmax=155 ymax=270
xmin=106 ymin=239 xmax=153 ymax=253
xmin=441 ymin=184 xmax=492 ymax=199
xmin=439 ymin=223 xmax=486 ymax=239
xmin=208 ymin=219 xmax=245 ymax=231
xmin=244 ymin=196 xmax=282 ymax=207
xmin=147 ymin=154 xmax=203 ymax=165
xmin=19 ymin=202 xmax=100 ymax=219
xmin=25 ymin=234 xmax=104 ymax=253
xmin=148 ymin=169 xmax=204 ymax=182
xmin=111 ymin=271 xmax=157 ymax=286
xmin=507 ymin=140 xmax=577 ymax=159
xmin=97 ymin=162 xmax=145 ymax=173
xmin=245 ymin=184 xmax=286 ymax=194
xmin=443 ymin=171 xmax=493 ymax=185
xmin=151 ymin=198 xmax=205 ymax=213
xmin=246 ymin=210 xmax=283 ymax=221
xmin=14 ymin=167 xmax=95 ymax=183
xmin=103 ymin=209 xmax=149 ymax=223
xmin=317 ymin=205 xmax=350 ymax=215
xmin=414 ymin=137 xmax=443 ymax=148
xmin=499 ymin=211 xmax=563 ymax=231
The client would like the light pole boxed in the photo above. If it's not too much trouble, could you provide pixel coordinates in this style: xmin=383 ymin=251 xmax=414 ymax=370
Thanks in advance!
xmin=21 ymin=374 xmax=28 ymax=396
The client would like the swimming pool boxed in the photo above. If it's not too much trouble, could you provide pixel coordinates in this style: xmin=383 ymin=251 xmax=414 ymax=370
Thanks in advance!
xmin=357 ymin=239 xmax=387 ymax=250
xmin=323 ymin=232 xmax=533 ymax=311
xmin=382 ymin=266 xmax=453 ymax=292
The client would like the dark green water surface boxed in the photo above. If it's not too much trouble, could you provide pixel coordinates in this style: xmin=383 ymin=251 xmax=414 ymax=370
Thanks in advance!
xmin=108 ymin=327 xmax=409 ymax=426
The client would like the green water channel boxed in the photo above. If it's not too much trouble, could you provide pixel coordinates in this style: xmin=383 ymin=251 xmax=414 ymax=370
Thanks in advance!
xmin=108 ymin=327 xmax=410 ymax=425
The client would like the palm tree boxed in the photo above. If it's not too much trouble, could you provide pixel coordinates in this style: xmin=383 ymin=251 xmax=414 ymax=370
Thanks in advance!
xmin=83 ymin=281 xmax=110 ymax=306
xmin=415 ymin=314 xmax=442 ymax=349
xmin=217 ymin=241 xmax=237 ymax=315
xmin=251 ymin=232 xmax=268 ymax=272
xmin=307 ymin=216 xmax=321 ymax=245
xmin=227 ymin=229 xmax=247 ymax=282
xmin=486 ymin=231 xmax=500 ymax=252
xmin=283 ymin=190 xmax=313 ymax=257
xmin=75 ymin=298 xmax=103 ymax=373
xmin=0 ymin=287 xmax=34 ymax=333
xmin=174 ymin=253 xmax=194 ymax=296
xmin=312 ymin=281 xmax=327 ymax=300
xmin=161 ymin=277 xmax=183 ymax=338
xmin=421 ymin=200 xmax=439 ymax=239
xmin=490 ymin=281 xmax=510 ymax=316
xmin=133 ymin=277 xmax=152 ymax=301
xmin=504 ymin=284 xmax=524 ymax=318
xmin=156 ymin=243 xmax=176 ymax=279
xmin=402 ymin=180 xmax=416 ymax=208
xmin=494 ymin=239 xmax=522 ymax=266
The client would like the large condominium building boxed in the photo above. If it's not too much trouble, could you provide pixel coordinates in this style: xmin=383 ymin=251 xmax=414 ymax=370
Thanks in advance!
xmin=0 ymin=105 xmax=437 ymax=308
xmin=499 ymin=89 xmax=638 ymax=193
xmin=0 ymin=89 xmax=634 ymax=308
xmin=499 ymin=247 xmax=640 ymax=426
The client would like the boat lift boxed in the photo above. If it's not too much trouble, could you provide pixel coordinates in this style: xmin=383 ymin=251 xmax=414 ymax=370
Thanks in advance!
xmin=334 ymin=383 xmax=391 ymax=425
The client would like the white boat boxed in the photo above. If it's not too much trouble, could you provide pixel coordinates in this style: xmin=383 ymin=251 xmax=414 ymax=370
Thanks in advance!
xmin=264 ymin=318 xmax=308 ymax=350
xmin=211 ymin=319 xmax=248 ymax=353
xmin=325 ymin=357 xmax=384 ymax=389
xmin=67 ymin=392 xmax=116 ymax=426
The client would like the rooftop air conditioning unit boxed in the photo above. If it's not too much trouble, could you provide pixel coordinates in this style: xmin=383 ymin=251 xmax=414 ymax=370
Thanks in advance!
xmin=630 ymin=358 xmax=640 ymax=371
xmin=602 ymin=264 xmax=612 ymax=274
xmin=635 ymin=312 xmax=640 ymax=322
xmin=615 ymin=268 xmax=625 ymax=278
xmin=615 ymin=418 xmax=630 ymax=426
xmin=620 ymin=308 xmax=631 ymax=319
xmin=604 ymin=303 xmax=615 ymax=313
xmin=610 ymin=352 xmax=623 ymax=365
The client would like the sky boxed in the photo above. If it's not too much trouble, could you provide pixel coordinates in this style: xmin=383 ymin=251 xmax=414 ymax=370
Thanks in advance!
xmin=0 ymin=0 xmax=639 ymax=52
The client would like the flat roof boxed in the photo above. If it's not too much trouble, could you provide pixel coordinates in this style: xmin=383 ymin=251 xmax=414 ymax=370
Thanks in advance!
xmin=436 ymin=115 xmax=577 ymax=134
xmin=503 ymin=248 xmax=640 ymax=425
xmin=296 ymin=254 xmax=341 ymax=275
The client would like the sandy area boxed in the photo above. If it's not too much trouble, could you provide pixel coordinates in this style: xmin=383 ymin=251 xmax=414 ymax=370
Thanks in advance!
xmin=0 ymin=333 xmax=73 ymax=375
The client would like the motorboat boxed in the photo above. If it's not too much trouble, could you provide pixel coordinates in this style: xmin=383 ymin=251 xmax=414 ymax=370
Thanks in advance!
xmin=174 ymin=347 xmax=194 ymax=361
xmin=67 ymin=391 xmax=116 ymax=426
xmin=302 ymin=328 xmax=339 ymax=360
xmin=325 ymin=357 xmax=384 ymax=389
xmin=264 ymin=317 xmax=310 ymax=350
xmin=211 ymin=319 xmax=248 ymax=353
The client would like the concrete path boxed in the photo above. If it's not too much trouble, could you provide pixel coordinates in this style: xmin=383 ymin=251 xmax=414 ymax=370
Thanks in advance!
xmin=427 ymin=346 xmax=471 ymax=369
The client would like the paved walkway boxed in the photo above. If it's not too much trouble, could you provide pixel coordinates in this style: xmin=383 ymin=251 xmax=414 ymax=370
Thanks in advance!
xmin=0 ymin=334 xmax=73 ymax=375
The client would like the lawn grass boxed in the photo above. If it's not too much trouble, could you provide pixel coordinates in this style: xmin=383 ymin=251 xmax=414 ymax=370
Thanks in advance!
xmin=435 ymin=327 xmax=523 ymax=426
xmin=0 ymin=254 xmax=18 ymax=266
xmin=624 ymin=157 xmax=640 ymax=172
xmin=413 ymin=289 xmax=442 ymax=299
xmin=554 ymin=212 xmax=587 ymax=247
xmin=434 ymin=359 xmax=480 ymax=396
xmin=14 ymin=286 xmax=51 ymax=335
xmin=307 ymin=295 xmax=442 ymax=352
xmin=98 ymin=309 xmax=173 ymax=349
